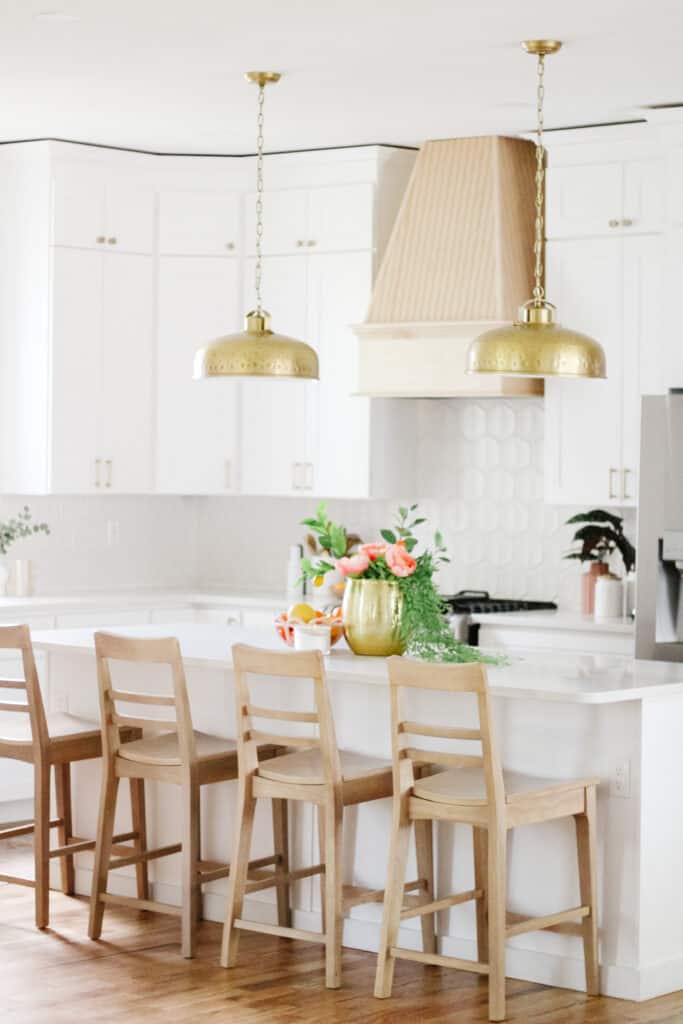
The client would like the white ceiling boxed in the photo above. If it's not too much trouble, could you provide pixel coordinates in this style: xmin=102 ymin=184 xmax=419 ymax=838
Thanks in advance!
xmin=1 ymin=0 xmax=682 ymax=154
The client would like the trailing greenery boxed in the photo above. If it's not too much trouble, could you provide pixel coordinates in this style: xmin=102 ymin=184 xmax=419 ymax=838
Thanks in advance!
xmin=300 ymin=503 xmax=505 ymax=665
xmin=0 ymin=506 xmax=50 ymax=556
xmin=564 ymin=508 xmax=635 ymax=574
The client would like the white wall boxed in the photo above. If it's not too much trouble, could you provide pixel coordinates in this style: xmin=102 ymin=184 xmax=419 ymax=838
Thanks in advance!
xmin=196 ymin=398 xmax=638 ymax=610
xmin=0 ymin=495 xmax=198 ymax=594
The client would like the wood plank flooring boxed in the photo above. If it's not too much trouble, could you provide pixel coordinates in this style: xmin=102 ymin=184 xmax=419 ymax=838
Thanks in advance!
xmin=2 ymin=855 xmax=683 ymax=1022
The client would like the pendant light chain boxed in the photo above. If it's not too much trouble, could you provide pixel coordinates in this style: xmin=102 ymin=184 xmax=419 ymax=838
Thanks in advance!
xmin=533 ymin=52 xmax=545 ymax=304
xmin=254 ymin=82 xmax=265 ymax=314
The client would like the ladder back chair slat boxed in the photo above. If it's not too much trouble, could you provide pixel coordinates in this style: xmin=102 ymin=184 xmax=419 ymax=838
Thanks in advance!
xmin=0 ymin=624 xmax=49 ymax=751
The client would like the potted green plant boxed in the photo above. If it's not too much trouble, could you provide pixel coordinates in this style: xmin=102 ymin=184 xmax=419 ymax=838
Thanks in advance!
xmin=564 ymin=509 xmax=635 ymax=615
xmin=0 ymin=507 xmax=50 ymax=596
xmin=301 ymin=502 xmax=502 ymax=663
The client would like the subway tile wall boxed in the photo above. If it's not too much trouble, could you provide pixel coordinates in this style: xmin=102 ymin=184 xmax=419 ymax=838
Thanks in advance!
xmin=0 ymin=400 xmax=637 ymax=609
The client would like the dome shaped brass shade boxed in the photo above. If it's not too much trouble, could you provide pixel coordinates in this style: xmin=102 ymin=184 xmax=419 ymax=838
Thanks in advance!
xmin=193 ymin=311 xmax=319 ymax=380
xmin=466 ymin=301 xmax=606 ymax=379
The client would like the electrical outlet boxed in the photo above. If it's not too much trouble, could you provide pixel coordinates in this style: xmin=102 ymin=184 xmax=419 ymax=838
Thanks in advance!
xmin=611 ymin=760 xmax=631 ymax=798
xmin=106 ymin=520 xmax=120 ymax=547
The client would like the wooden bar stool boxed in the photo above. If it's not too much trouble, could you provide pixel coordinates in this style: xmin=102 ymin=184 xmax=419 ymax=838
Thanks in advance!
xmin=375 ymin=656 xmax=600 ymax=1022
xmin=89 ymin=632 xmax=290 ymax=958
xmin=0 ymin=624 xmax=146 ymax=929
xmin=221 ymin=644 xmax=433 ymax=989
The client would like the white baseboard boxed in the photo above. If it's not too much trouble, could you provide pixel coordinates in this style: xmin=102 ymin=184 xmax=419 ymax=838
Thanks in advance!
xmin=68 ymin=866 xmax=672 ymax=1002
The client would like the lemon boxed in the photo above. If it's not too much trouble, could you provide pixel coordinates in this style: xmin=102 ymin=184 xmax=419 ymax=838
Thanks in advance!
xmin=287 ymin=602 xmax=317 ymax=623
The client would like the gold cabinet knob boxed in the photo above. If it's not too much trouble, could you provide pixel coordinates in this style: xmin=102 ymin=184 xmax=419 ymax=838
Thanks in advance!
xmin=225 ymin=242 xmax=235 ymax=250
xmin=608 ymin=219 xmax=619 ymax=228
xmin=295 ymin=240 xmax=305 ymax=247
xmin=107 ymin=237 xmax=117 ymax=245
xmin=96 ymin=235 xmax=106 ymax=244
xmin=622 ymin=218 xmax=633 ymax=227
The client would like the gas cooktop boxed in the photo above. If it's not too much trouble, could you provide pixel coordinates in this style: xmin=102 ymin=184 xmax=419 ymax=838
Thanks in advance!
xmin=442 ymin=590 xmax=557 ymax=615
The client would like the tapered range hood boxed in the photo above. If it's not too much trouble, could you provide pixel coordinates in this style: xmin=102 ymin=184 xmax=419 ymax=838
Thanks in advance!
xmin=354 ymin=136 xmax=543 ymax=397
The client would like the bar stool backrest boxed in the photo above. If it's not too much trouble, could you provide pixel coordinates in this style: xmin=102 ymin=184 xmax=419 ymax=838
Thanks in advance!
xmin=0 ymin=624 xmax=49 ymax=755
xmin=94 ymin=632 xmax=196 ymax=766
xmin=231 ymin=643 xmax=342 ymax=789
xmin=387 ymin=656 xmax=505 ymax=814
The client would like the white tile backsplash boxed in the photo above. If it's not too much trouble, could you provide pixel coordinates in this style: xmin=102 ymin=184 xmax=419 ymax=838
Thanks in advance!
xmin=0 ymin=399 xmax=637 ymax=610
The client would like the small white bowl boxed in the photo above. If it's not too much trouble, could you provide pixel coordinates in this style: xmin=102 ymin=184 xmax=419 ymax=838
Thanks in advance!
xmin=293 ymin=622 xmax=332 ymax=655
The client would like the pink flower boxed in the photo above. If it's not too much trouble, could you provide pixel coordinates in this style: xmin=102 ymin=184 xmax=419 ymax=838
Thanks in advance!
xmin=385 ymin=542 xmax=417 ymax=578
xmin=335 ymin=552 xmax=370 ymax=577
xmin=359 ymin=542 xmax=387 ymax=562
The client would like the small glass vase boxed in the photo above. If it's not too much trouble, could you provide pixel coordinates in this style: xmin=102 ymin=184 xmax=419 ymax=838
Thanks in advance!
xmin=342 ymin=578 xmax=405 ymax=657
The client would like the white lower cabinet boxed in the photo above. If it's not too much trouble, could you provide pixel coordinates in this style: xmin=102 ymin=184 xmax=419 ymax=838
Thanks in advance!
xmin=544 ymin=233 xmax=663 ymax=507
xmin=156 ymin=256 xmax=241 ymax=494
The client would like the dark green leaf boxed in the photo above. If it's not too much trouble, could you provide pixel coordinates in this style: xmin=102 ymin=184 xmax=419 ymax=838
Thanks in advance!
xmin=381 ymin=529 xmax=397 ymax=544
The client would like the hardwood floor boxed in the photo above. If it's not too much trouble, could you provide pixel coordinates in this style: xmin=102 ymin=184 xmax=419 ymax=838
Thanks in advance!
xmin=2 ymin=862 xmax=683 ymax=1022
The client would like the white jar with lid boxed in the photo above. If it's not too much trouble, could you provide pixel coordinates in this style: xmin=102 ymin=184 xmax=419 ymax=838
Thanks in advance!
xmin=594 ymin=573 xmax=624 ymax=620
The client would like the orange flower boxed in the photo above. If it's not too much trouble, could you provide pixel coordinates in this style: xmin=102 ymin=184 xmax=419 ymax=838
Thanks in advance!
xmin=385 ymin=542 xmax=417 ymax=578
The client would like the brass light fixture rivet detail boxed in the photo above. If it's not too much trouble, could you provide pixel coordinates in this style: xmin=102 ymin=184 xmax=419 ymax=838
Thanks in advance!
xmin=194 ymin=71 xmax=319 ymax=381
xmin=466 ymin=39 xmax=607 ymax=380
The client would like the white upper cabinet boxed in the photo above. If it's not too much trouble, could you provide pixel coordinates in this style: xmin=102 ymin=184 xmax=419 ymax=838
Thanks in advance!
xmin=49 ymin=247 xmax=103 ymax=493
xmin=49 ymin=247 xmax=154 ymax=494
xmin=52 ymin=163 xmax=155 ymax=253
xmin=156 ymin=256 xmax=241 ymax=494
xmin=246 ymin=183 xmax=375 ymax=256
xmin=240 ymin=255 xmax=311 ymax=496
xmin=546 ymin=157 xmax=664 ymax=238
xmin=159 ymin=191 xmax=241 ymax=255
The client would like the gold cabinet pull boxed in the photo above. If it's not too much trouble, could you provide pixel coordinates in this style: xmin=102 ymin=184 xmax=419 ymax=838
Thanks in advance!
xmin=96 ymin=235 xmax=106 ymax=244
xmin=95 ymin=458 xmax=102 ymax=488
xmin=622 ymin=467 xmax=633 ymax=500
xmin=107 ymin=237 xmax=117 ymax=245
xmin=104 ymin=459 xmax=112 ymax=488
xmin=621 ymin=218 xmax=633 ymax=227
xmin=225 ymin=242 xmax=235 ymax=251
xmin=608 ymin=219 xmax=619 ymax=228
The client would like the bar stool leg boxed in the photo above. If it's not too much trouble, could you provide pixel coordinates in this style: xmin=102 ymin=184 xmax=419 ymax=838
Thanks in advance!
xmin=374 ymin=797 xmax=412 ymax=998
xmin=575 ymin=785 xmax=600 ymax=995
xmin=271 ymin=798 xmax=291 ymax=928
xmin=33 ymin=760 xmax=51 ymax=929
xmin=317 ymin=806 xmax=326 ymax=931
xmin=55 ymin=762 xmax=75 ymax=896
xmin=323 ymin=795 xmax=344 ymax=989
xmin=415 ymin=818 xmax=436 ymax=954
xmin=473 ymin=826 xmax=489 ymax=963
xmin=88 ymin=770 xmax=120 ymax=940
xmin=180 ymin=776 xmax=201 ymax=958
xmin=220 ymin=777 xmax=256 ymax=968
xmin=129 ymin=778 xmax=149 ymax=902
xmin=487 ymin=824 xmax=507 ymax=1022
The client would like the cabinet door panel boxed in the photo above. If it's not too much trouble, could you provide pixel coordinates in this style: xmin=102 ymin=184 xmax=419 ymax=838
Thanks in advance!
xmin=544 ymin=238 xmax=623 ymax=506
xmin=100 ymin=254 xmax=154 ymax=492
xmin=49 ymin=248 xmax=102 ymax=493
xmin=308 ymin=184 xmax=374 ymax=252
xmin=156 ymin=257 xmax=241 ymax=494
xmin=52 ymin=167 xmax=105 ymax=249
xmin=159 ymin=192 xmax=241 ymax=255
xmin=245 ymin=189 xmax=309 ymax=256
xmin=240 ymin=256 xmax=309 ymax=495
xmin=546 ymin=162 xmax=623 ymax=238
xmin=622 ymin=160 xmax=665 ymax=234
xmin=105 ymin=183 xmax=155 ymax=254
xmin=308 ymin=251 xmax=373 ymax=497
xmin=621 ymin=234 xmax=664 ymax=504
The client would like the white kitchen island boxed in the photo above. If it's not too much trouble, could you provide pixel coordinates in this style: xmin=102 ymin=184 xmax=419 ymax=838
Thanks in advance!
xmin=28 ymin=623 xmax=683 ymax=1003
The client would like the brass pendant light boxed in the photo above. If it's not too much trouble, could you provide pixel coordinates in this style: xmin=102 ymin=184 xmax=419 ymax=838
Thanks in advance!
xmin=194 ymin=72 xmax=319 ymax=381
xmin=466 ymin=41 xmax=606 ymax=379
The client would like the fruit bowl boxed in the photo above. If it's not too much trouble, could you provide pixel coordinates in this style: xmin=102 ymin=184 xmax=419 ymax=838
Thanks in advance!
xmin=275 ymin=604 xmax=344 ymax=649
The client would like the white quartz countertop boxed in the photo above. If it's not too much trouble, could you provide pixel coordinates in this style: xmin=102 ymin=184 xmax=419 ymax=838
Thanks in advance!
xmin=470 ymin=609 xmax=635 ymax=634
xmin=0 ymin=589 xmax=286 ymax=613
xmin=32 ymin=622 xmax=683 ymax=705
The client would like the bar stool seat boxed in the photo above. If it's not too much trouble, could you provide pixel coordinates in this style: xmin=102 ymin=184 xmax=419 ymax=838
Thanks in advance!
xmin=0 ymin=712 xmax=101 ymax=751
xmin=258 ymin=748 xmax=392 ymax=791
xmin=413 ymin=767 xmax=600 ymax=808
xmin=118 ymin=730 xmax=236 ymax=767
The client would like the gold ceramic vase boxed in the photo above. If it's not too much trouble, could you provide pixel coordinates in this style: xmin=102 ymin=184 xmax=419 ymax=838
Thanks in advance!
xmin=342 ymin=579 xmax=405 ymax=657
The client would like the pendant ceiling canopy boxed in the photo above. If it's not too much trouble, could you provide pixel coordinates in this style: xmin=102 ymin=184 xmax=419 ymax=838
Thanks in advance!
xmin=466 ymin=41 xmax=607 ymax=380
xmin=194 ymin=71 xmax=319 ymax=382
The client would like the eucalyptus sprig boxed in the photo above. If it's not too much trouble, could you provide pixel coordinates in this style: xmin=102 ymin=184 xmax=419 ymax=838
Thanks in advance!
xmin=0 ymin=507 xmax=50 ymax=556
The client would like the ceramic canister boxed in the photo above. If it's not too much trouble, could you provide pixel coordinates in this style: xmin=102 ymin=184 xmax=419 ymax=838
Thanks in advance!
xmin=594 ymin=572 xmax=624 ymax=620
